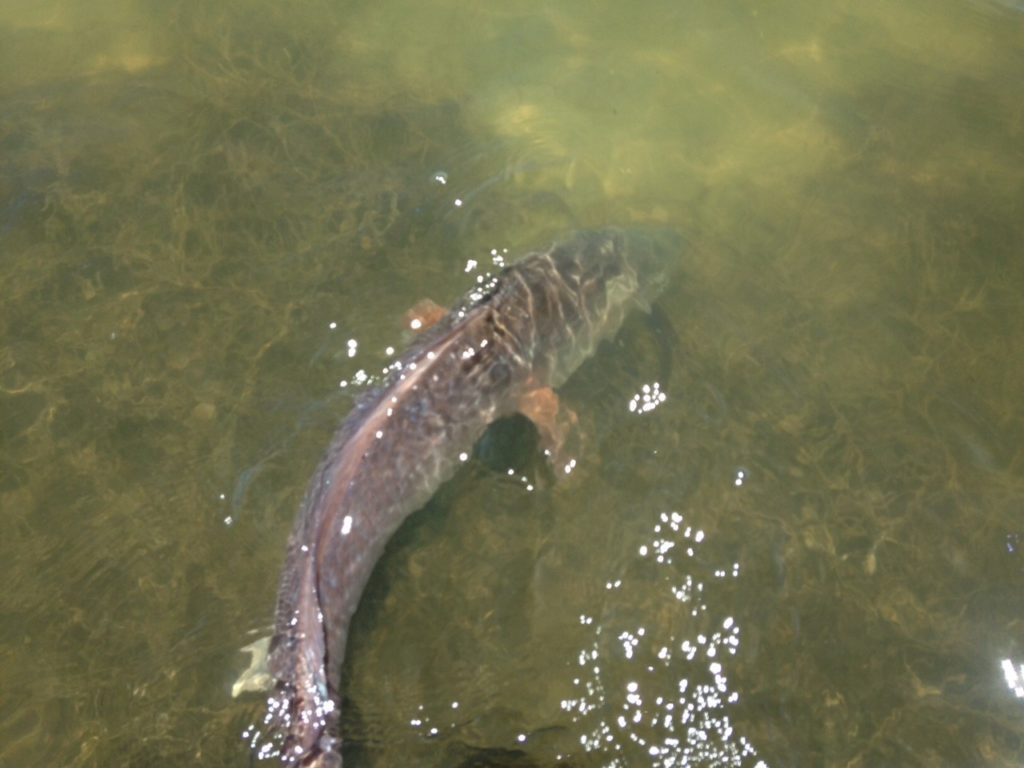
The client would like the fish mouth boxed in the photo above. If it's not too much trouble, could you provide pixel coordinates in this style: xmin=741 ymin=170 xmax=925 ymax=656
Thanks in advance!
xmin=622 ymin=227 xmax=684 ymax=305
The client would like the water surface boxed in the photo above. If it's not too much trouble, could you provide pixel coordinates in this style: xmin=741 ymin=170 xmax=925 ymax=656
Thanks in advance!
xmin=2 ymin=0 xmax=1023 ymax=765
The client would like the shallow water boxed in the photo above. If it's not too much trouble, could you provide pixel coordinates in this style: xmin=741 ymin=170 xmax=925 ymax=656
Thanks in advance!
xmin=2 ymin=0 xmax=1023 ymax=766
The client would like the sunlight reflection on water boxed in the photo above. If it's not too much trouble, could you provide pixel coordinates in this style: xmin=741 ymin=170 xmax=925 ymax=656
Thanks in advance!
xmin=560 ymin=509 xmax=766 ymax=767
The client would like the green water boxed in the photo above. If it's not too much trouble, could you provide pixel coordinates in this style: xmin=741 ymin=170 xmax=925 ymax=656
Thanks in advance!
xmin=2 ymin=0 xmax=1023 ymax=765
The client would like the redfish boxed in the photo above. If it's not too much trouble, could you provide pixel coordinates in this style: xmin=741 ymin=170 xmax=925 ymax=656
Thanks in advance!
xmin=258 ymin=228 xmax=681 ymax=766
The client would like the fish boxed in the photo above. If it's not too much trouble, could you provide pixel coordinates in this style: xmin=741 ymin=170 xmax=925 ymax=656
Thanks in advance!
xmin=256 ymin=228 xmax=682 ymax=766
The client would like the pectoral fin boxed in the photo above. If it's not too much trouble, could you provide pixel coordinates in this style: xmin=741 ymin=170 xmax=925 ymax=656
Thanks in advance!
xmin=517 ymin=387 xmax=582 ymax=477
xmin=403 ymin=298 xmax=448 ymax=333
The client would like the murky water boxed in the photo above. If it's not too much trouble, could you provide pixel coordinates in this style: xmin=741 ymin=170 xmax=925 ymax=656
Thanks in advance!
xmin=2 ymin=1 xmax=1023 ymax=766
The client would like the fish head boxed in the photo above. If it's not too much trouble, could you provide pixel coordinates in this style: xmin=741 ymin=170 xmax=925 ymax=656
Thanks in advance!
xmin=547 ymin=227 xmax=682 ymax=312
xmin=619 ymin=227 xmax=684 ymax=310
xmin=530 ymin=228 xmax=683 ymax=387
xmin=559 ymin=227 xmax=682 ymax=323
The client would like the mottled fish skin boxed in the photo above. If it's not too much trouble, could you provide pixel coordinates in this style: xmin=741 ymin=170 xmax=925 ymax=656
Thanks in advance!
xmin=259 ymin=228 xmax=681 ymax=766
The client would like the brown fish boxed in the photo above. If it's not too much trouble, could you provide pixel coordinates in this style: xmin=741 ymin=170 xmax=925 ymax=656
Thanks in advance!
xmin=256 ymin=228 xmax=681 ymax=766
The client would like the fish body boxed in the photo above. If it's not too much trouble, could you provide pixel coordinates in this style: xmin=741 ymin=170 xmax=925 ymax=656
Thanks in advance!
xmin=260 ymin=228 xmax=680 ymax=766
